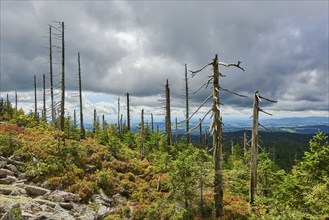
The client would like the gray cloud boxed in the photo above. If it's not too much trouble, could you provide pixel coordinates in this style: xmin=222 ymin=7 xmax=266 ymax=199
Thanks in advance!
xmin=1 ymin=1 xmax=328 ymax=121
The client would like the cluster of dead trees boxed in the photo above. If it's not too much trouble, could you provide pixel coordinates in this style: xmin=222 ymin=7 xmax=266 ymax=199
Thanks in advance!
xmin=3 ymin=21 xmax=278 ymax=219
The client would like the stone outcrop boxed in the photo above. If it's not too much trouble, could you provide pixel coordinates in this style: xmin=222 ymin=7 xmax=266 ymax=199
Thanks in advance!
xmin=0 ymin=157 xmax=116 ymax=220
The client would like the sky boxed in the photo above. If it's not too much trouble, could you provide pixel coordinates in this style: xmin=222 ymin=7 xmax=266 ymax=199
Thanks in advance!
xmin=0 ymin=1 xmax=328 ymax=124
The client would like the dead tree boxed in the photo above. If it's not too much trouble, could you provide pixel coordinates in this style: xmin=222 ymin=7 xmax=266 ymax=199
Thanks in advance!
xmin=151 ymin=113 xmax=154 ymax=132
xmin=102 ymin=114 xmax=106 ymax=130
xmin=199 ymin=118 xmax=204 ymax=218
xmin=141 ymin=109 xmax=145 ymax=156
xmin=117 ymin=97 xmax=121 ymax=134
xmin=188 ymin=54 xmax=245 ymax=218
xmin=93 ymin=108 xmax=97 ymax=135
xmin=42 ymin=74 xmax=46 ymax=121
xmin=60 ymin=21 xmax=65 ymax=133
xmin=249 ymin=91 xmax=277 ymax=204
xmin=77 ymin=52 xmax=85 ymax=139
xmin=175 ymin=117 xmax=178 ymax=143
xmin=126 ymin=93 xmax=130 ymax=131
xmin=73 ymin=109 xmax=77 ymax=128
xmin=165 ymin=79 xmax=172 ymax=146
xmin=15 ymin=91 xmax=17 ymax=111
xmin=243 ymin=131 xmax=247 ymax=156
xmin=49 ymin=25 xmax=55 ymax=125
xmin=34 ymin=75 xmax=37 ymax=119
xmin=185 ymin=64 xmax=190 ymax=144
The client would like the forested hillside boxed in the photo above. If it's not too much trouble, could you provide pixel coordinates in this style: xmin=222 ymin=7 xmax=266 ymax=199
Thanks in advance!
xmin=1 ymin=100 xmax=328 ymax=219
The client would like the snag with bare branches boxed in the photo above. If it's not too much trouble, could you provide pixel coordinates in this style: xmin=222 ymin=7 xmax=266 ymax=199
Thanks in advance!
xmin=249 ymin=91 xmax=277 ymax=204
xmin=78 ymin=52 xmax=85 ymax=139
xmin=188 ymin=54 xmax=245 ymax=218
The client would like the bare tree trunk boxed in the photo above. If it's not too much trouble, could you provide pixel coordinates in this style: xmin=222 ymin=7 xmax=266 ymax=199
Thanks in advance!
xmin=93 ymin=108 xmax=97 ymax=135
xmin=185 ymin=64 xmax=190 ymax=144
xmin=43 ymin=74 xmax=46 ymax=121
xmin=165 ymin=79 xmax=172 ymax=146
xmin=175 ymin=117 xmax=178 ymax=143
xmin=243 ymin=131 xmax=247 ymax=156
xmin=250 ymin=91 xmax=259 ymax=204
xmin=15 ymin=91 xmax=17 ymax=111
xmin=102 ymin=114 xmax=105 ymax=130
xmin=49 ymin=25 xmax=55 ymax=125
xmin=34 ymin=75 xmax=37 ymax=119
xmin=212 ymin=54 xmax=223 ymax=218
xmin=231 ymin=139 xmax=234 ymax=156
xmin=151 ymin=113 xmax=154 ymax=132
xmin=78 ymin=52 xmax=85 ymax=139
xmin=74 ymin=109 xmax=77 ymax=128
xmin=117 ymin=97 xmax=120 ymax=134
xmin=126 ymin=93 xmax=130 ymax=131
xmin=199 ymin=118 xmax=204 ymax=219
xmin=60 ymin=22 xmax=65 ymax=133
xmin=141 ymin=109 xmax=145 ymax=156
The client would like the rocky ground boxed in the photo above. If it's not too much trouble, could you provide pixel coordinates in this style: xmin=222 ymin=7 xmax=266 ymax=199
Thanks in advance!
xmin=0 ymin=156 xmax=128 ymax=220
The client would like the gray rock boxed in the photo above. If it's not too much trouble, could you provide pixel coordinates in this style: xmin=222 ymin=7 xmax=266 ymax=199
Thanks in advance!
xmin=23 ymin=185 xmax=51 ymax=197
xmin=0 ymin=184 xmax=15 ymax=195
xmin=18 ymin=173 xmax=27 ymax=180
xmin=112 ymin=193 xmax=127 ymax=206
xmin=59 ymin=202 xmax=74 ymax=210
xmin=6 ymin=164 xmax=19 ymax=174
xmin=46 ymin=190 xmax=80 ymax=203
xmin=0 ymin=168 xmax=14 ymax=178
xmin=0 ymin=161 xmax=7 ymax=169
xmin=7 ymin=175 xmax=18 ymax=183
xmin=97 ymin=205 xmax=110 ymax=220
xmin=9 ymin=187 xmax=27 ymax=196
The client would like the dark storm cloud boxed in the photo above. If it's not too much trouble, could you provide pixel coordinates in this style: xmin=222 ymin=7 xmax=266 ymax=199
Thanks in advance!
xmin=0 ymin=1 xmax=328 ymax=116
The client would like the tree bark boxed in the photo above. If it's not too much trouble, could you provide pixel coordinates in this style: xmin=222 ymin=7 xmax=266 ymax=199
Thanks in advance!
xmin=60 ymin=22 xmax=65 ymax=133
xmin=78 ymin=52 xmax=85 ymax=139
xmin=212 ymin=54 xmax=223 ymax=218
xmin=250 ymin=91 xmax=259 ymax=204
xmin=165 ymin=79 xmax=172 ymax=146
xmin=185 ymin=64 xmax=190 ymax=144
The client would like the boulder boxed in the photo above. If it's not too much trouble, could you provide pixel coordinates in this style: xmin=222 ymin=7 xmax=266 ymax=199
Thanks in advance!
xmin=5 ymin=164 xmax=19 ymax=175
xmin=0 ymin=168 xmax=14 ymax=178
xmin=112 ymin=193 xmax=127 ymax=206
xmin=97 ymin=205 xmax=110 ymax=220
xmin=46 ymin=190 xmax=80 ymax=203
xmin=23 ymin=185 xmax=51 ymax=197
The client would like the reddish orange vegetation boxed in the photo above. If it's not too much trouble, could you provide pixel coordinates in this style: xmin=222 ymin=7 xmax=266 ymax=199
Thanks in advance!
xmin=0 ymin=123 xmax=24 ymax=134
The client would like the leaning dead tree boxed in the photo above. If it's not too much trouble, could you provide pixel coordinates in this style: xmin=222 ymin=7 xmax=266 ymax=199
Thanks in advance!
xmin=188 ymin=54 xmax=245 ymax=218
xmin=165 ymin=79 xmax=172 ymax=146
xmin=78 ymin=52 xmax=85 ymax=139
xmin=249 ymin=91 xmax=277 ymax=204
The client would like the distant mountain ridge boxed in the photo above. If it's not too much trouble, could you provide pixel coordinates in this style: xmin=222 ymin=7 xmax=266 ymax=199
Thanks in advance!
xmin=85 ymin=116 xmax=329 ymax=135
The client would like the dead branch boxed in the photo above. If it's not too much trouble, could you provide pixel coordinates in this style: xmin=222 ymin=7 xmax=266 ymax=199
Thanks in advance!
xmin=259 ymin=95 xmax=277 ymax=103
xmin=258 ymin=108 xmax=273 ymax=116
xmin=180 ymin=94 xmax=212 ymax=124
xmin=259 ymin=123 xmax=274 ymax=132
xmin=187 ymin=108 xmax=212 ymax=134
xmin=219 ymin=86 xmax=247 ymax=98
xmin=193 ymin=77 xmax=214 ymax=94
xmin=218 ymin=61 xmax=245 ymax=71
xmin=189 ymin=63 xmax=212 ymax=77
